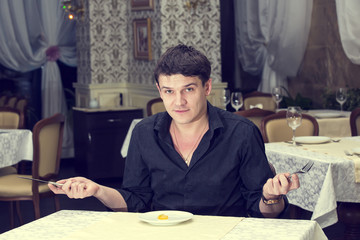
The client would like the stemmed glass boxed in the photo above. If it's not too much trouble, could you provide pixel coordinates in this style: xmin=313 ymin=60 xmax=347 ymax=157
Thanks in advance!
xmin=231 ymin=91 xmax=243 ymax=112
xmin=286 ymin=106 xmax=302 ymax=146
xmin=272 ymin=87 xmax=283 ymax=110
xmin=222 ymin=89 xmax=230 ymax=110
xmin=336 ymin=88 xmax=347 ymax=112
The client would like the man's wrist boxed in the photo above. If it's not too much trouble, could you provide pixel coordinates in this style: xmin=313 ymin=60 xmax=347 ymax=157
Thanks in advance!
xmin=261 ymin=194 xmax=283 ymax=205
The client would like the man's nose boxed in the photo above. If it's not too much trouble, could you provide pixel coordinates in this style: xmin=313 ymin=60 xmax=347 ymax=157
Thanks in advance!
xmin=175 ymin=92 xmax=186 ymax=106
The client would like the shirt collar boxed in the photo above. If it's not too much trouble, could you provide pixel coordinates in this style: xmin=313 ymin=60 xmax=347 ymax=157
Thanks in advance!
xmin=154 ymin=101 xmax=224 ymax=140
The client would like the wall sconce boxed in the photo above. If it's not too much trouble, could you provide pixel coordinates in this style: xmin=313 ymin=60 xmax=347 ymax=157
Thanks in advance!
xmin=184 ymin=0 xmax=207 ymax=12
xmin=62 ymin=0 xmax=84 ymax=20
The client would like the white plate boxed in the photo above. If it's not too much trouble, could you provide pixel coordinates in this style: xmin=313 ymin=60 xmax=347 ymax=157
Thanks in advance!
xmin=352 ymin=148 xmax=360 ymax=155
xmin=139 ymin=210 xmax=193 ymax=226
xmin=294 ymin=136 xmax=331 ymax=144
xmin=314 ymin=112 xmax=343 ymax=118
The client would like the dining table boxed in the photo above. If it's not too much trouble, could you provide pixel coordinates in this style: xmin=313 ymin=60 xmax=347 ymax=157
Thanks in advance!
xmin=265 ymin=136 xmax=360 ymax=230
xmin=0 ymin=129 xmax=33 ymax=168
xmin=0 ymin=210 xmax=327 ymax=240
xmin=305 ymin=109 xmax=351 ymax=138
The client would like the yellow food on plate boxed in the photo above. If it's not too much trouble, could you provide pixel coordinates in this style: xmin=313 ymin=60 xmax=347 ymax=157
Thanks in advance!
xmin=157 ymin=214 xmax=168 ymax=220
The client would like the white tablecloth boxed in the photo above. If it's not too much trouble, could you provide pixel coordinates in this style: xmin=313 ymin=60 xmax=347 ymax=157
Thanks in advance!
xmin=0 ymin=129 xmax=33 ymax=168
xmin=265 ymin=137 xmax=360 ymax=228
xmin=306 ymin=109 xmax=351 ymax=137
xmin=0 ymin=210 xmax=327 ymax=240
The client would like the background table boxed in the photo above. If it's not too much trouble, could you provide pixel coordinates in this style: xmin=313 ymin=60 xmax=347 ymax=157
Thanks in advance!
xmin=265 ymin=137 xmax=360 ymax=228
xmin=121 ymin=118 xmax=142 ymax=158
xmin=306 ymin=109 xmax=351 ymax=137
xmin=0 ymin=129 xmax=33 ymax=168
xmin=0 ymin=210 xmax=327 ymax=240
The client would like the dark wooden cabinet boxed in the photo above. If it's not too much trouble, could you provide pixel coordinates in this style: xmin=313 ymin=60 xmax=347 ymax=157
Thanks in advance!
xmin=73 ymin=107 xmax=143 ymax=180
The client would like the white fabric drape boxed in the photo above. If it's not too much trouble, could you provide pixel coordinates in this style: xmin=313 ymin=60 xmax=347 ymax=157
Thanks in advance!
xmin=234 ymin=0 xmax=313 ymax=93
xmin=335 ymin=0 xmax=360 ymax=65
xmin=0 ymin=0 xmax=77 ymax=157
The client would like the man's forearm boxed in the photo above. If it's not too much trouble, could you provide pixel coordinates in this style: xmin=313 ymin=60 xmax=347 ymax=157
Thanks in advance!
xmin=259 ymin=197 xmax=285 ymax=218
xmin=94 ymin=185 xmax=128 ymax=211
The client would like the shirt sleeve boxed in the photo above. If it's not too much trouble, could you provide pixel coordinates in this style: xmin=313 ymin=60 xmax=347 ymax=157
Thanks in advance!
xmin=117 ymin=124 xmax=153 ymax=212
xmin=237 ymin=124 xmax=288 ymax=217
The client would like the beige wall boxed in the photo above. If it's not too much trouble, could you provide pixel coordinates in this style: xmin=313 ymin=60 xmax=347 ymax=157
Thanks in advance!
xmin=288 ymin=0 xmax=360 ymax=108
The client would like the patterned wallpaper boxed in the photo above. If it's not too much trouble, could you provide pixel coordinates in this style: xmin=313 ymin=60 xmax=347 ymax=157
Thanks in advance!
xmin=159 ymin=0 xmax=222 ymax=83
xmin=77 ymin=0 xmax=221 ymax=85
xmin=77 ymin=0 xmax=129 ymax=84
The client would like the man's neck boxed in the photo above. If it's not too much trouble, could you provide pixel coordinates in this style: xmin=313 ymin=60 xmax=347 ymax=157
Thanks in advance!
xmin=172 ymin=115 xmax=209 ymax=137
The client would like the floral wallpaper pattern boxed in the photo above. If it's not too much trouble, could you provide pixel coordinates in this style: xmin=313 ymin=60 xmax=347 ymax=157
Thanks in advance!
xmin=77 ymin=0 xmax=221 ymax=85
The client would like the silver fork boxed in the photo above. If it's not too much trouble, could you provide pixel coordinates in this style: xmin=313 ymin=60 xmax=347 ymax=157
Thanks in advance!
xmin=289 ymin=160 xmax=314 ymax=177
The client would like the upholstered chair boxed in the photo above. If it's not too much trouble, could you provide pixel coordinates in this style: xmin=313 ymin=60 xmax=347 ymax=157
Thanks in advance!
xmin=243 ymin=91 xmax=277 ymax=112
xmin=146 ymin=97 xmax=166 ymax=116
xmin=260 ymin=111 xmax=319 ymax=143
xmin=350 ymin=108 xmax=360 ymax=136
xmin=0 ymin=113 xmax=64 ymax=228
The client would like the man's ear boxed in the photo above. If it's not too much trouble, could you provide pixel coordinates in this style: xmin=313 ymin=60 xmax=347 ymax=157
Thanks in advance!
xmin=205 ymin=78 xmax=212 ymax=96
xmin=156 ymin=83 xmax=162 ymax=98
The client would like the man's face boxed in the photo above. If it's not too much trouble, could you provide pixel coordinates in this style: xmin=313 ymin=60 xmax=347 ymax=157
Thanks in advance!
xmin=157 ymin=74 xmax=212 ymax=125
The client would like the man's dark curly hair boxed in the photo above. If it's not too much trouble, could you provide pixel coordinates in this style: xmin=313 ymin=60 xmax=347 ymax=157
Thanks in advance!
xmin=154 ymin=44 xmax=211 ymax=86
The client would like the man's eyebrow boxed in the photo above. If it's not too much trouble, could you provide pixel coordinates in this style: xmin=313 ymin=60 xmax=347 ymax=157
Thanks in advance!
xmin=160 ymin=83 xmax=198 ymax=90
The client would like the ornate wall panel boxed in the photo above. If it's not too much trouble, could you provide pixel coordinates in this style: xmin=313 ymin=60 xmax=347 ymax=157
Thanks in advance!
xmin=160 ymin=0 xmax=222 ymax=83
xmin=77 ymin=0 xmax=129 ymax=84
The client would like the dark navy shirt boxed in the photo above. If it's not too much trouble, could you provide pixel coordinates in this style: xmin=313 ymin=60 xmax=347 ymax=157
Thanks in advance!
xmin=118 ymin=102 xmax=277 ymax=217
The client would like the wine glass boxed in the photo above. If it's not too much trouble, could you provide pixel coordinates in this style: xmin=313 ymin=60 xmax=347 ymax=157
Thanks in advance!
xmin=336 ymin=88 xmax=347 ymax=112
xmin=286 ymin=106 xmax=302 ymax=146
xmin=222 ymin=89 xmax=230 ymax=110
xmin=272 ymin=87 xmax=283 ymax=110
xmin=231 ymin=92 xmax=243 ymax=112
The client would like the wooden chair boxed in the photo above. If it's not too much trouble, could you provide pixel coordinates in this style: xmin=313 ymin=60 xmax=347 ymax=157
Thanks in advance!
xmin=243 ymin=91 xmax=277 ymax=111
xmin=0 ymin=95 xmax=8 ymax=107
xmin=5 ymin=96 xmax=18 ymax=108
xmin=234 ymin=108 xmax=274 ymax=130
xmin=260 ymin=111 xmax=319 ymax=143
xmin=350 ymin=108 xmax=360 ymax=136
xmin=0 ymin=107 xmax=24 ymax=129
xmin=146 ymin=97 xmax=166 ymax=116
xmin=0 ymin=113 xmax=65 ymax=228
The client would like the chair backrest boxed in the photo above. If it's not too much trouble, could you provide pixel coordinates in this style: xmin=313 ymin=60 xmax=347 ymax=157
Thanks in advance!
xmin=146 ymin=97 xmax=166 ymax=116
xmin=15 ymin=97 xmax=27 ymax=112
xmin=243 ymin=91 xmax=276 ymax=111
xmin=32 ymin=113 xmax=65 ymax=181
xmin=5 ymin=96 xmax=18 ymax=108
xmin=234 ymin=108 xmax=275 ymax=130
xmin=260 ymin=111 xmax=319 ymax=143
xmin=350 ymin=108 xmax=360 ymax=136
xmin=0 ymin=95 xmax=8 ymax=107
xmin=0 ymin=107 xmax=24 ymax=129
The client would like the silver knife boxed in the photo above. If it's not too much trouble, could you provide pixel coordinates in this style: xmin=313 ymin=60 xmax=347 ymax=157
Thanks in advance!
xmin=17 ymin=176 xmax=64 ymax=187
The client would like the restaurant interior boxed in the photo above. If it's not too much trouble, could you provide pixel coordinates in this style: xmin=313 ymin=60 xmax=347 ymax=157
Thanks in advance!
xmin=1 ymin=0 xmax=360 ymax=239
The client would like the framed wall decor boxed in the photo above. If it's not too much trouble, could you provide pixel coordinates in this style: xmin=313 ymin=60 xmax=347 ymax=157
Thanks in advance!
xmin=133 ymin=18 xmax=152 ymax=60
xmin=131 ymin=0 xmax=154 ymax=11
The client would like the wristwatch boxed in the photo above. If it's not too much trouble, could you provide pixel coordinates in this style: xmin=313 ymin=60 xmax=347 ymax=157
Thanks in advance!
xmin=261 ymin=194 xmax=283 ymax=205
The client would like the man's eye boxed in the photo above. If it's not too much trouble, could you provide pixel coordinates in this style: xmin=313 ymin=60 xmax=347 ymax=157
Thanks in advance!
xmin=186 ymin=88 xmax=194 ymax=92
xmin=165 ymin=90 xmax=173 ymax=94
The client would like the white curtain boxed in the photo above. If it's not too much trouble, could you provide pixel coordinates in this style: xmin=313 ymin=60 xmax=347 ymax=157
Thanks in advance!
xmin=0 ymin=0 xmax=77 ymax=157
xmin=234 ymin=0 xmax=313 ymax=93
xmin=335 ymin=0 xmax=360 ymax=65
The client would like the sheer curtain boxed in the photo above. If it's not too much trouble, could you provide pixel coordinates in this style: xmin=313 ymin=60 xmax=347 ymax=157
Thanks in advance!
xmin=234 ymin=0 xmax=313 ymax=93
xmin=0 ymin=0 xmax=77 ymax=157
xmin=335 ymin=0 xmax=360 ymax=65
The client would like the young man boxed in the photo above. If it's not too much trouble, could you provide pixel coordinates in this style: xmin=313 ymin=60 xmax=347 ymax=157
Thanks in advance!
xmin=49 ymin=44 xmax=299 ymax=217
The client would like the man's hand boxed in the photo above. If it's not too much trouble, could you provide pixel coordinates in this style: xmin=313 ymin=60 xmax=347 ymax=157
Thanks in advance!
xmin=48 ymin=177 xmax=100 ymax=199
xmin=262 ymin=173 xmax=300 ymax=200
